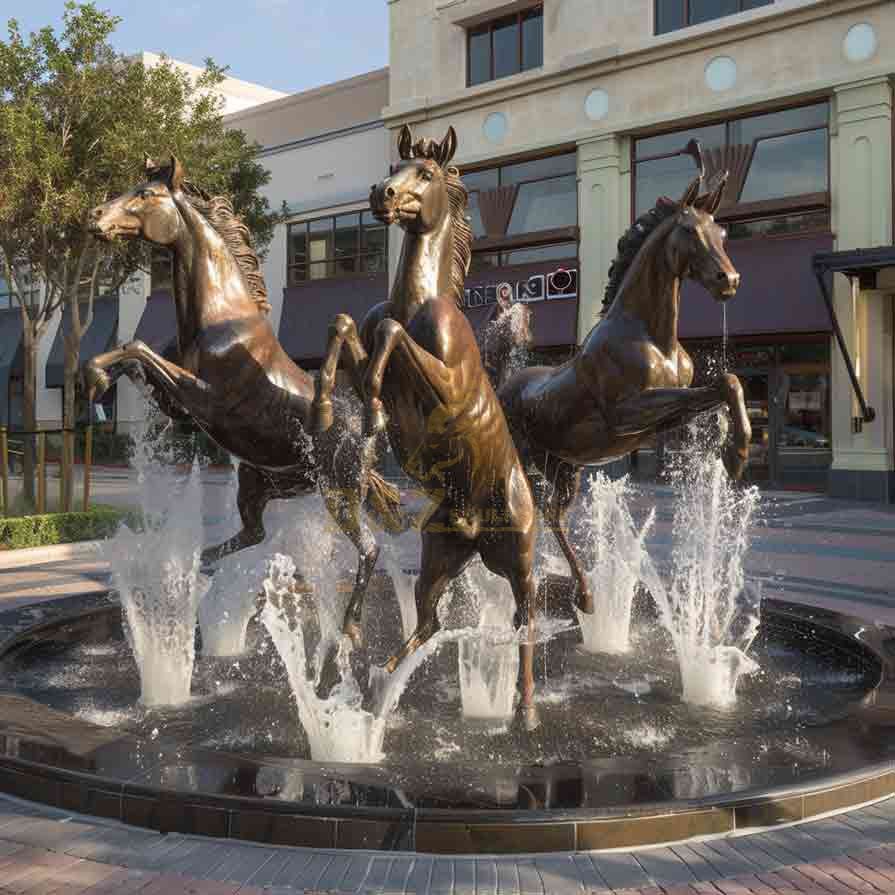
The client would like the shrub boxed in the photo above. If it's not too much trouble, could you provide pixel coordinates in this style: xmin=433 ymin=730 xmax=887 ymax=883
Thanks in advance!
xmin=0 ymin=505 xmax=142 ymax=550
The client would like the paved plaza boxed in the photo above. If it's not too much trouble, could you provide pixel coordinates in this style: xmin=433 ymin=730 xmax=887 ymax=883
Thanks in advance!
xmin=0 ymin=473 xmax=894 ymax=893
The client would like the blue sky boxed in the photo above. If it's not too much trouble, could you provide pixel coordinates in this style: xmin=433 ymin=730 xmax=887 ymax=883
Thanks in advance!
xmin=2 ymin=1 xmax=389 ymax=94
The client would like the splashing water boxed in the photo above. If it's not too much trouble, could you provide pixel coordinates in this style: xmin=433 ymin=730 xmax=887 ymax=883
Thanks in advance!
xmin=381 ymin=529 xmax=421 ymax=640
xmin=455 ymin=560 xmax=520 ymax=724
xmin=103 ymin=397 xmax=208 ymax=707
xmin=575 ymin=474 xmax=654 ymax=655
xmin=641 ymin=441 xmax=761 ymax=708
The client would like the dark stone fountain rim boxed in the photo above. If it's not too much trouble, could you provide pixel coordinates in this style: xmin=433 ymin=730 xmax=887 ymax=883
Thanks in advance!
xmin=0 ymin=591 xmax=893 ymax=853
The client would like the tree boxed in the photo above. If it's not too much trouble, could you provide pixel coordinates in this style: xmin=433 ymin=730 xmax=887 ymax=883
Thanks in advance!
xmin=0 ymin=2 xmax=278 ymax=510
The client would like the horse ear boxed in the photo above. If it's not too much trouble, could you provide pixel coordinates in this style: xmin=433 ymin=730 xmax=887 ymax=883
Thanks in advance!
xmin=697 ymin=171 xmax=728 ymax=215
xmin=397 ymin=125 xmax=413 ymax=160
xmin=167 ymin=155 xmax=185 ymax=191
xmin=438 ymin=126 xmax=458 ymax=166
xmin=679 ymin=175 xmax=701 ymax=209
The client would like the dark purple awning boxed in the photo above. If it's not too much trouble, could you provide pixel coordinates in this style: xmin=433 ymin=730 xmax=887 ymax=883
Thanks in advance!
xmin=679 ymin=232 xmax=834 ymax=339
xmin=461 ymin=259 xmax=579 ymax=348
xmin=279 ymin=274 xmax=389 ymax=365
xmin=133 ymin=291 xmax=179 ymax=360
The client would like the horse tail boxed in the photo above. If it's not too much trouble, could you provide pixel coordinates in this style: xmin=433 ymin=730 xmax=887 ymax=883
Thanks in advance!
xmin=365 ymin=469 xmax=410 ymax=534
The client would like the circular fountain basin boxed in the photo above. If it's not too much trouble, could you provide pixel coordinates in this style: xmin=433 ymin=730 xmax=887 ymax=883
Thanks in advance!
xmin=1 ymin=582 xmax=895 ymax=853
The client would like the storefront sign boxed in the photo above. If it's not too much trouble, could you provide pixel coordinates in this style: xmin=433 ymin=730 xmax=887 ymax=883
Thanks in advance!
xmin=463 ymin=267 xmax=578 ymax=309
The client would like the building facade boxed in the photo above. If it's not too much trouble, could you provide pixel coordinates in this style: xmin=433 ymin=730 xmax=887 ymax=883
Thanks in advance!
xmin=385 ymin=0 xmax=895 ymax=500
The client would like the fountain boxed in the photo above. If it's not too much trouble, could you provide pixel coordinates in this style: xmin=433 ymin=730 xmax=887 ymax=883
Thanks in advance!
xmin=101 ymin=401 xmax=209 ymax=707
xmin=4 ymin=133 xmax=891 ymax=854
xmin=641 ymin=436 xmax=762 ymax=708
xmin=455 ymin=561 xmax=520 ymax=725
xmin=575 ymin=473 xmax=654 ymax=655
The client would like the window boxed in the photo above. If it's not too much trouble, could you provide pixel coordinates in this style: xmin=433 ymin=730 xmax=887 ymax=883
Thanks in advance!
xmin=464 ymin=152 xmax=577 ymax=243
xmin=655 ymin=0 xmax=772 ymax=34
xmin=150 ymin=249 xmax=174 ymax=294
xmin=287 ymin=212 xmax=387 ymax=285
xmin=0 ymin=270 xmax=39 ymax=309
xmin=468 ymin=6 xmax=543 ymax=87
xmin=633 ymin=102 xmax=829 ymax=236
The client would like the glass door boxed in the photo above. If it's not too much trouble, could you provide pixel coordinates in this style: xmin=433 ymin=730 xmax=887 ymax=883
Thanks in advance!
xmin=740 ymin=371 xmax=775 ymax=485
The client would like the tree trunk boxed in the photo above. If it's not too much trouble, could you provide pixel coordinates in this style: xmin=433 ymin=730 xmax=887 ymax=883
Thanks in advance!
xmin=62 ymin=330 xmax=79 ymax=512
xmin=21 ymin=323 xmax=37 ymax=510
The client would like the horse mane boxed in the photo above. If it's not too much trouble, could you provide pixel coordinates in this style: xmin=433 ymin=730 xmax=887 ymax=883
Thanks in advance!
xmin=602 ymin=198 xmax=679 ymax=313
xmin=409 ymin=140 xmax=472 ymax=309
xmin=442 ymin=169 xmax=472 ymax=309
xmin=179 ymin=181 xmax=271 ymax=315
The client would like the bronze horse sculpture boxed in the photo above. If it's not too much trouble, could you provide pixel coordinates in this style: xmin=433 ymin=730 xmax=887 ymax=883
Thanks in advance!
xmin=85 ymin=156 xmax=403 ymax=644
xmin=311 ymin=126 xmax=543 ymax=729
xmin=493 ymin=167 xmax=751 ymax=608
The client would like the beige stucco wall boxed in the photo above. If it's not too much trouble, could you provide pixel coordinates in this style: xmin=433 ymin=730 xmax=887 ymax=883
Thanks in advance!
xmin=227 ymin=69 xmax=390 ymax=151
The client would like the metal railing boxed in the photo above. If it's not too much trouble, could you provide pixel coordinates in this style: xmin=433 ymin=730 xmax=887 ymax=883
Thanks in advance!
xmin=0 ymin=426 xmax=94 ymax=517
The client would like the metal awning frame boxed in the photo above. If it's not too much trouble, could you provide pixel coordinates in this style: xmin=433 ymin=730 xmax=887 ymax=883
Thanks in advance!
xmin=813 ymin=247 xmax=895 ymax=433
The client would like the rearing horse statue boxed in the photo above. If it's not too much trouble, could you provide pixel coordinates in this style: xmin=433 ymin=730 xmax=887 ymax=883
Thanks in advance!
xmin=85 ymin=156 xmax=403 ymax=644
xmin=494 ymin=168 xmax=752 ymax=609
xmin=311 ymin=126 xmax=543 ymax=729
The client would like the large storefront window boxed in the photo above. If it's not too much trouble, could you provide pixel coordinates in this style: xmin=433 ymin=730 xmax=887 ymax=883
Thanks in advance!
xmin=633 ymin=102 xmax=829 ymax=233
xmin=287 ymin=212 xmax=387 ymax=285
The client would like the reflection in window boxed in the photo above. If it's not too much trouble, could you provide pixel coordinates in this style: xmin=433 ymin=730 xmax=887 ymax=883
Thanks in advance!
xmin=468 ymin=6 xmax=543 ymax=87
xmin=727 ymin=211 xmax=828 ymax=240
xmin=287 ymin=213 xmax=388 ymax=284
xmin=633 ymin=103 xmax=829 ymax=223
xmin=739 ymin=130 xmax=828 ymax=203
xmin=508 ymin=175 xmax=577 ymax=235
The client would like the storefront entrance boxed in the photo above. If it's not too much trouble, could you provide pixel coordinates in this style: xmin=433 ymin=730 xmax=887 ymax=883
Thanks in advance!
xmin=696 ymin=340 xmax=833 ymax=492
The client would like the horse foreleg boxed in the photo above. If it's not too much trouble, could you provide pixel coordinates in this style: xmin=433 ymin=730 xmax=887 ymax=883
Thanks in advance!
xmin=85 ymin=340 xmax=214 ymax=422
xmin=363 ymin=319 xmax=453 ymax=436
xmin=311 ymin=314 xmax=369 ymax=432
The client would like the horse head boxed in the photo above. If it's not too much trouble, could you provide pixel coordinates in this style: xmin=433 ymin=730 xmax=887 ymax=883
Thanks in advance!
xmin=370 ymin=125 xmax=458 ymax=234
xmin=89 ymin=155 xmax=186 ymax=248
xmin=665 ymin=172 xmax=740 ymax=302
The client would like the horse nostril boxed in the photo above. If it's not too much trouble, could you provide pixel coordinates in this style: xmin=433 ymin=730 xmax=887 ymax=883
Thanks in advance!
xmin=385 ymin=187 xmax=395 ymax=199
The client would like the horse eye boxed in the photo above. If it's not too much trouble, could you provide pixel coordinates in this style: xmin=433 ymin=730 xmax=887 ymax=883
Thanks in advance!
xmin=419 ymin=169 xmax=433 ymax=181
xmin=139 ymin=189 xmax=154 ymax=200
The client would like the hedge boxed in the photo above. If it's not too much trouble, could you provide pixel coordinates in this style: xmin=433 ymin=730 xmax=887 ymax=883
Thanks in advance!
xmin=0 ymin=505 xmax=142 ymax=550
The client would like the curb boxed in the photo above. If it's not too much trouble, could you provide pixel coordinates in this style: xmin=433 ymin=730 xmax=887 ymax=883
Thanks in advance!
xmin=0 ymin=540 xmax=104 ymax=570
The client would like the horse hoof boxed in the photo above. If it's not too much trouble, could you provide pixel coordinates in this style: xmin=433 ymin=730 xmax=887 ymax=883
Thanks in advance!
xmin=383 ymin=654 xmax=400 ymax=674
xmin=311 ymin=400 xmax=334 ymax=433
xmin=85 ymin=365 xmax=111 ymax=401
xmin=364 ymin=400 xmax=387 ymax=436
xmin=723 ymin=445 xmax=749 ymax=481
xmin=343 ymin=621 xmax=363 ymax=649
xmin=576 ymin=588 xmax=595 ymax=615
xmin=519 ymin=705 xmax=540 ymax=732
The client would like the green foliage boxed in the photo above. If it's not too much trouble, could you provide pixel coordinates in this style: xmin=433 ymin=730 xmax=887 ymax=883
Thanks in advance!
xmin=0 ymin=504 xmax=141 ymax=549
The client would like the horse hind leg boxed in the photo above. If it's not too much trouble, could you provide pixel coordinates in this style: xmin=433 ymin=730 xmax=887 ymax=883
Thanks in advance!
xmin=384 ymin=526 xmax=475 ymax=674
xmin=201 ymin=462 xmax=272 ymax=568
xmin=542 ymin=460 xmax=593 ymax=615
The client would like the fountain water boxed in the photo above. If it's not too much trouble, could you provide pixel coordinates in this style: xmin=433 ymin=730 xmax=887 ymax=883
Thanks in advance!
xmin=456 ymin=560 xmax=519 ymax=724
xmin=575 ymin=474 xmax=654 ymax=655
xmin=641 ymin=434 xmax=761 ymax=708
xmin=381 ymin=529 xmax=421 ymax=640
xmin=103 ymin=400 xmax=209 ymax=707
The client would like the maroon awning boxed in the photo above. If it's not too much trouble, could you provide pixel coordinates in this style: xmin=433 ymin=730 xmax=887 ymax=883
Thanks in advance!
xmin=279 ymin=274 xmax=389 ymax=366
xmin=679 ymin=232 xmax=834 ymax=339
